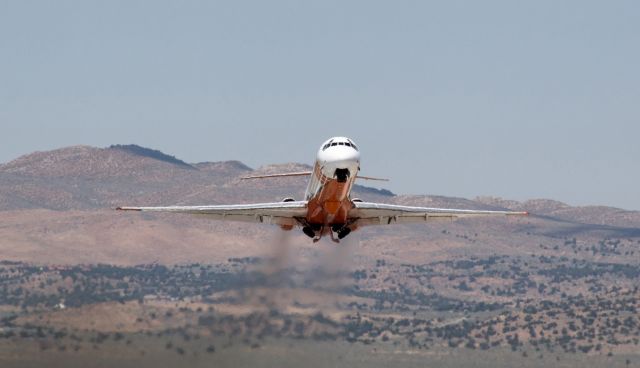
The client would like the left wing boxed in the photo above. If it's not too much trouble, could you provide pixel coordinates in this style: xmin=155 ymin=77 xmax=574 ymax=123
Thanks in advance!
xmin=117 ymin=201 xmax=308 ymax=227
xmin=350 ymin=201 xmax=527 ymax=227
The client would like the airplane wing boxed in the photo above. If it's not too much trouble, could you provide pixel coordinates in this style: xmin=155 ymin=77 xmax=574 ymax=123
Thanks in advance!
xmin=350 ymin=201 xmax=527 ymax=226
xmin=116 ymin=201 xmax=308 ymax=227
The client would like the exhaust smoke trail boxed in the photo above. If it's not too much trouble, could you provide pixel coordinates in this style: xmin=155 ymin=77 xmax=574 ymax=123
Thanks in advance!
xmin=264 ymin=229 xmax=295 ymax=285
xmin=238 ymin=229 xmax=296 ymax=310
xmin=237 ymin=229 xmax=359 ymax=313
xmin=307 ymin=232 xmax=359 ymax=295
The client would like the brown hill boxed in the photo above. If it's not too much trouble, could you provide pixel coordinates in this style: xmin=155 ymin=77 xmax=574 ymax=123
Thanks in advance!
xmin=0 ymin=145 xmax=393 ymax=211
xmin=0 ymin=145 xmax=638 ymax=265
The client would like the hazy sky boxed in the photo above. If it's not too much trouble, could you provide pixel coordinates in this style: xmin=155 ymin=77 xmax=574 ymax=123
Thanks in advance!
xmin=1 ymin=1 xmax=639 ymax=209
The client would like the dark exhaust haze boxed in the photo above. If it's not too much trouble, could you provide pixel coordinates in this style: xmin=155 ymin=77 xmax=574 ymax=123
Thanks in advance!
xmin=236 ymin=230 xmax=358 ymax=311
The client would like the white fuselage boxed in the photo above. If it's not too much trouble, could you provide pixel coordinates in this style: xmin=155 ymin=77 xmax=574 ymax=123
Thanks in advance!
xmin=305 ymin=137 xmax=361 ymax=201
xmin=302 ymin=137 xmax=361 ymax=230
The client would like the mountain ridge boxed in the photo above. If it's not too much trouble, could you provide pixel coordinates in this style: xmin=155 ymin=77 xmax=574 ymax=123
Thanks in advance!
xmin=0 ymin=144 xmax=638 ymax=267
xmin=0 ymin=144 xmax=638 ymax=228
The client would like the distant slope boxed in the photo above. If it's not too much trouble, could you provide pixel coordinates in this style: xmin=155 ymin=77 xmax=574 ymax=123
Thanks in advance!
xmin=476 ymin=196 xmax=640 ymax=229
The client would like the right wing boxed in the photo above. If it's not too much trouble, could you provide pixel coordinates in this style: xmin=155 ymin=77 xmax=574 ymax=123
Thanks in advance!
xmin=117 ymin=201 xmax=308 ymax=227
xmin=350 ymin=201 xmax=527 ymax=227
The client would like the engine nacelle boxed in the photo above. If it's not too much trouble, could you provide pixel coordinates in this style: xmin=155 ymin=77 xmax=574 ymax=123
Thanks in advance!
xmin=282 ymin=197 xmax=295 ymax=202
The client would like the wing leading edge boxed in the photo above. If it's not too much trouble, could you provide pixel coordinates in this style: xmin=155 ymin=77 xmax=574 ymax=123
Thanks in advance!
xmin=116 ymin=201 xmax=308 ymax=227
xmin=350 ymin=201 xmax=527 ymax=227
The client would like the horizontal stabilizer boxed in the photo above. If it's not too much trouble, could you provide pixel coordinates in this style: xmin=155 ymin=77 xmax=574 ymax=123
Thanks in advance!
xmin=240 ymin=171 xmax=312 ymax=180
xmin=240 ymin=172 xmax=389 ymax=181
xmin=355 ymin=175 xmax=390 ymax=181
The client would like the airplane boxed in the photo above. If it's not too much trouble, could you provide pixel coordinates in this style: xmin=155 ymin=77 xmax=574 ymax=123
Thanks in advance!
xmin=117 ymin=137 xmax=528 ymax=243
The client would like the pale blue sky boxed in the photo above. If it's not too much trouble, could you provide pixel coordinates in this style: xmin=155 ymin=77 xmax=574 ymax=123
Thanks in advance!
xmin=1 ymin=1 xmax=639 ymax=209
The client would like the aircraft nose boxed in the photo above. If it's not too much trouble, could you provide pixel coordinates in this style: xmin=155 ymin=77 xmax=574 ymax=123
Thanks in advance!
xmin=318 ymin=146 xmax=361 ymax=179
xmin=327 ymin=147 xmax=360 ymax=168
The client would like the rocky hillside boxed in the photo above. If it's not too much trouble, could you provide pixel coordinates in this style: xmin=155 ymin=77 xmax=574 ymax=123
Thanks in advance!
xmin=1 ymin=145 xmax=639 ymax=230
xmin=0 ymin=145 xmax=392 ymax=211
xmin=0 ymin=144 xmax=638 ymax=266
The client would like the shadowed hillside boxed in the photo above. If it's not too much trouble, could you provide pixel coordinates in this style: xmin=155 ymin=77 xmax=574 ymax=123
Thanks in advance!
xmin=109 ymin=144 xmax=195 ymax=169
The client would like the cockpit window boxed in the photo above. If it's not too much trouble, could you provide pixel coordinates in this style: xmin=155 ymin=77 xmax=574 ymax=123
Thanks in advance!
xmin=323 ymin=139 xmax=358 ymax=151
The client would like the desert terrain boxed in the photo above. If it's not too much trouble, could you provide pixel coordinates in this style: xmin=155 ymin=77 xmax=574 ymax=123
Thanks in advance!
xmin=0 ymin=145 xmax=639 ymax=367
